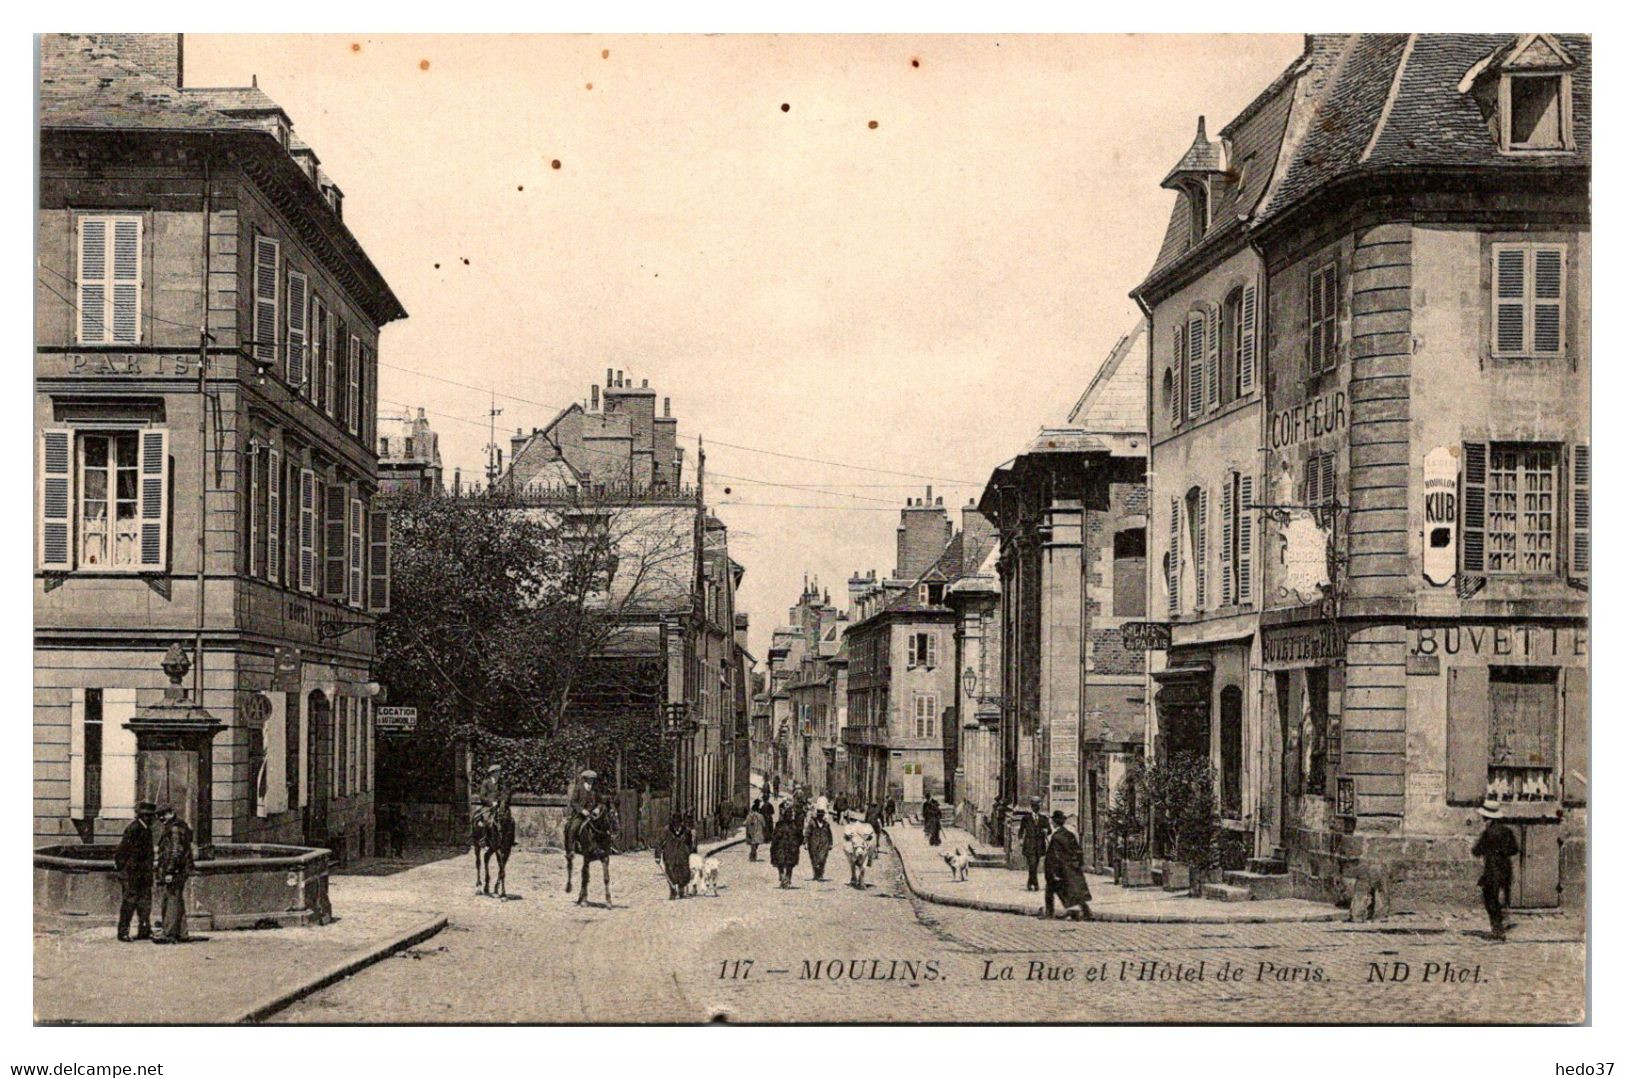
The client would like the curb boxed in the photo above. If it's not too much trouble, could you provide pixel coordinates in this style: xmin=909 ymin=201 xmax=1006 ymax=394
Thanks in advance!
xmin=885 ymin=833 xmax=1344 ymax=925
xmin=704 ymin=834 xmax=746 ymax=857
xmin=235 ymin=912 xmax=449 ymax=1024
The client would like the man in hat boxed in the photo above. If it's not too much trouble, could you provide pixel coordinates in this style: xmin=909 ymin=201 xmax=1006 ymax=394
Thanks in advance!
xmin=1018 ymin=796 xmax=1051 ymax=892
xmin=1471 ymin=798 xmax=1519 ymax=940
xmin=153 ymin=804 xmax=194 ymax=943
xmin=569 ymin=768 xmax=603 ymax=821
xmin=114 ymin=801 xmax=157 ymax=941
xmin=1043 ymin=810 xmax=1092 ymax=920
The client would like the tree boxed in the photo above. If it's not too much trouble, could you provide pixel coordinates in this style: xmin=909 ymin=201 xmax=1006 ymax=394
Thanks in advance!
xmin=1143 ymin=751 xmax=1220 ymax=887
xmin=1104 ymin=758 xmax=1148 ymax=865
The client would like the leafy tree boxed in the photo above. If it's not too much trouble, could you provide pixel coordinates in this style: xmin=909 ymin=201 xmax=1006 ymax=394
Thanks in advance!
xmin=1143 ymin=751 xmax=1220 ymax=886
xmin=1104 ymin=758 xmax=1148 ymax=864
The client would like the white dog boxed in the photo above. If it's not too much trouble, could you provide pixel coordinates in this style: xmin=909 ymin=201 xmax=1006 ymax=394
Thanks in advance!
xmin=699 ymin=856 xmax=720 ymax=896
xmin=942 ymin=847 xmax=971 ymax=882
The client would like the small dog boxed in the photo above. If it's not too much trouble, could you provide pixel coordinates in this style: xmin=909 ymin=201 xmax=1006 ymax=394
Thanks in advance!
xmin=699 ymin=856 xmax=720 ymax=896
xmin=687 ymin=853 xmax=705 ymax=896
xmin=942 ymin=847 xmax=971 ymax=882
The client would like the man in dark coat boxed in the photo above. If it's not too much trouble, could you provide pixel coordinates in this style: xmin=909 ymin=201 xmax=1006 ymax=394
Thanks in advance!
xmin=1018 ymin=796 xmax=1051 ymax=892
xmin=884 ymin=796 xmax=897 ymax=827
xmin=805 ymin=808 xmax=834 ymax=881
xmin=833 ymin=792 xmax=849 ymax=818
xmin=759 ymin=796 xmax=775 ymax=832
xmin=922 ymin=794 xmax=943 ymax=846
xmin=1043 ymin=810 xmax=1092 ymax=920
xmin=114 ymin=801 xmax=157 ymax=941
xmin=153 ymin=805 xmax=194 ymax=943
xmin=769 ymin=811 xmax=802 ymax=888
xmin=1471 ymin=799 xmax=1519 ymax=940
xmin=659 ymin=812 xmax=695 ymax=899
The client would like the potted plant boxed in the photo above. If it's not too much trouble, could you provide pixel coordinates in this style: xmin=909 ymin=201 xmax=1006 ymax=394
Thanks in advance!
xmin=1144 ymin=752 xmax=1221 ymax=895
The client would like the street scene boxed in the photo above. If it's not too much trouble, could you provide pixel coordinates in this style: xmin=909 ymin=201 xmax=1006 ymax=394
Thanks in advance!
xmin=32 ymin=32 xmax=1589 ymax=1028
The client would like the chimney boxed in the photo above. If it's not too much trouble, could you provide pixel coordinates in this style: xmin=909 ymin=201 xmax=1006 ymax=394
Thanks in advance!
xmin=616 ymin=369 xmax=624 ymax=387
xmin=88 ymin=34 xmax=184 ymax=88
xmin=453 ymin=467 xmax=463 ymax=494
xmin=642 ymin=378 xmax=649 ymax=388
xmin=926 ymin=484 xmax=933 ymax=504
xmin=663 ymin=397 xmax=671 ymax=418
xmin=606 ymin=367 xmax=614 ymax=388
xmin=591 ymin=384 xmax=600 ymax=410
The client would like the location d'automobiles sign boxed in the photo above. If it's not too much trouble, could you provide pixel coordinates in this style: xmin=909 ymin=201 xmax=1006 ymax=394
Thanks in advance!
xmin=376 ymin=706 xmax=418 ymax=731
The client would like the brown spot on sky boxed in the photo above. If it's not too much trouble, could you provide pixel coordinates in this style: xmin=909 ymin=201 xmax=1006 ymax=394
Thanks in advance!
xmin=350 ymin=43 xmax=361 ymax=54
xmin=586 ymin=82 xmax=593 ymax=90
xmin=419 ymin=59 xmax=430 ymax=71
xmin=781 ymin=103 xmax=790 ymax=112
xmin=517 ymin=185 xmax=524 ymax=191
xmin=601 ymin=49 xmax=609 ymax=60
xmin=911 ymin=58 xmax=920 ymax=68
xmin=551 ymin=159 xmax=562 ymax=170
xmin=868 ymin=120 xmax=879 ymax=129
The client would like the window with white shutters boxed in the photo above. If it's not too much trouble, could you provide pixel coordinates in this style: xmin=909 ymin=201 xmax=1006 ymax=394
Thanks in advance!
xmin=253 ymin=235 xmax=279 ymax=366
xmin=77 ymin=215 xmax=142 ymax=345
xmin=349 ymin=496 xmax=364 ymax=608
xmin=368 ymin=508 xmax=391 ymax=612
xmin=286 ymin=271 xmax=307 ymax=388
xmin=310 ymin=299 xmax=325 ymax=406
xmin=1205 ymin=303 xmax=1220 ymax=413
xmin=40 ymin=429 xmax=168 ymax=572
xmin=1238 ymin=282 xmax=1258 ymax=397
xmin=1194 ymin=486 xmax=1209 ymax=610
xmin=906 ymin=634 xmax=918 ymax=669
xmin=924 ymin=632 xmax=938 ymax=669
xmin=1492 ymin=243 xmax=1565 ymax=357
xmin=38 ymin=430 xmax=73 ymax=570
xmin=1167 ymin=496 xmax=1181 ymax=616
xmin=1307 ymin=262 xmax=1338 ymax=375
xmin=1186 ymin=311 xmax=1206 ymax=418
xmin=1237 ymin=473 xmax=1254 ymax=605
xmin=298 ymin=468 xmax=316 ymax=592
xmin=324 ymin=314 xmax=338 ymax=418
xmin=248 ymin=443 xmax=262 ymax=578
xmin=325 ymin=484 xmax=347 ymax=596
xmin=914 ymin=694 xmax=937 ymax=739
xmin=1569 ymin=442 xmax=1589 ymax=580
xmin=348 ymin=335 xmax=361 ymax=435
xmin=267 ymin=447 xmax=282 ymax=584
xmin=1220 ymin=477 xmax=1234 ymax=607
xmin=1170 ymin=326 xmax=1185 ymax=425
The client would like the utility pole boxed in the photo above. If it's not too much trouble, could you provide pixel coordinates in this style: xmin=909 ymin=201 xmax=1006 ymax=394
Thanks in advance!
xmin=484 ymin=392 xmax=503 ymax=490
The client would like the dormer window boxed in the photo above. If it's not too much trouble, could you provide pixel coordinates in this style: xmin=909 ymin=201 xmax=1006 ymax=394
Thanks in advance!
xmin=1506 ymin=74 xmax=1567 ymax=149
xmin=1463 ymin=35 xmax=1577 ymax=154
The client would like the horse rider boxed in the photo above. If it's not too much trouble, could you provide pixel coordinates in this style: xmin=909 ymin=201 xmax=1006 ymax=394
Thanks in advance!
xmin=473 ymin=762 xmax=505 ymax=828
xmin=570 ymin=768 xmax=603 ymax=819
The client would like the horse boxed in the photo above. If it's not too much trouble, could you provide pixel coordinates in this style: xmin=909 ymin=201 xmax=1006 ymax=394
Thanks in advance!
xmin=565 ymin=804 xmax=617 ymax=907
xmin=472 ymin=790 xmax=516 ymax=898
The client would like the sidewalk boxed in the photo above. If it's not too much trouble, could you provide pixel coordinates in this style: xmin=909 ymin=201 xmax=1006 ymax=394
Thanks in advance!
xmin=35 ymin=850 xmax=451 ymax=1025
xmin=887 ymin=822 xmax=1344 ymax=924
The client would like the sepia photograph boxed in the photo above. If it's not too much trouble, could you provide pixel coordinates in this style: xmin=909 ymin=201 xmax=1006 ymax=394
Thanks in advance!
xmin=29 ymin=28 xmax=1590 ymax=1033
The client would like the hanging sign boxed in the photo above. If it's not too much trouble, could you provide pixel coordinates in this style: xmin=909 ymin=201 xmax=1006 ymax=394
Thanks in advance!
xmin=1423 ymin=446 xmax=1458 ymax=587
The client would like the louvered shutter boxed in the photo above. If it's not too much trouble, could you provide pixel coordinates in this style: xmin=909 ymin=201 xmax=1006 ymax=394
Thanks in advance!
xmin=254 ymin=236 xmax=279 ymax=367
xmin=1320 ymin=454 xmax=1336 ymax=508
xmin=286 ymin=272 xmax=307 ymax=388
xmin=137 ymin=429 xmax=168 ymax=570
xmin=1237 ymin=473 xmax=1254 ymax=605
xmin=1493 ymin=246 xmax=1525 ymax=355
xmin=368 ymin=508 xmax=391 ymax=612
xmin=1195 ymin=486 xmax=1209 ymax=609
xmin=1220 ymin=476 xmax=1234 ymax=606
xmin=1532 ymin=246 xmax=1564 ymax=355
xmin=246 ymin=443 xmax=260 ymax=577
xmin=309 ymin=300 xmax=323 ymax=405
xmin=325 ymin=484 xmax=347 ymax=595
xmin=907 ymin=634 xmax=917 ymax=669
xmin=1167 ymin=497 xmax=1181 ymax=615
xmin=1206 ymin=304 xmax=1220 ymax=412
xmin=267 ymin=447 xmax=281 ymax=584
xmin=39 ymin=429 xmax=73 ymax=570
xmin=1187 ymin=313 xmax=1205 ymax=416
xmin=347 ymin=336 xmax=361 ymax=435
xmin=1304 ymin=454 xmax=1322 ymax=507
xmin=1569 ymin=441 xmax=1589 ymax=579
xmin=77 ymin=217 xmax=107 ymax=343
xmin=325 ymin=314 xmax=338 ymax=417
xmin=1170 ymin=326 xmax=1184 ymax=424
xmin=111 ymin=218 xmax=141 ymax=344
xmin=1239 ymin=282 xmax=1257 ymax=397
xmin=349 ymin=496 xmax=364 ymax=608
xmin=1562 ymin=666 xmax=1587 ymax=806
xmin=298 ymin=468 xmax=316 ymax=592
xmin=1461 ymin=442 xmax=1487 ymax=574
xmin=926 ymin=633 xmax=938 ymax=669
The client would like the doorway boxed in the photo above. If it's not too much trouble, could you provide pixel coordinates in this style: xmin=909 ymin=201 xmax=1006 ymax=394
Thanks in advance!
xmin=304 ymin=690 xmax=330 ymax=845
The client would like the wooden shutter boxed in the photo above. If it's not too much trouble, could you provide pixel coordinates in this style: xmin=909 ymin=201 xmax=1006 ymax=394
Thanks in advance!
xmin=77 ymin=216 xmax=108 ymax=343
xmin=1532 ymin=246 xmax=1564 ymax=355
xmin=1320 ymin=453 xmax=1336 ymax=508
xmin=1238 ymin=282 xmax=1257 ymax=397
xmin=1569 ymin=441 xmax=1589 ymax=579
xmin=111 ymin=217 xmax=141 ymax=344
xmin=1461 ymin=442 xmax=1487 ymax=574
xmin=1446 ymin=666 xmax=1489 ymax=804
xmin=137 ymin=429 xmax=168 ymax=570
xmin=1167 ymin=497 xmax=1180 ymax=615
xmin=286 ymin=271 xmax=307 ymax=387
xmin=349 ymin=496 xmax=364 ymax=607
xmin=254 ymin=235 xmax=279 ymax=367
xmin=246 ymin=443 xmax=260 ymax=578
xmin=1562 ymin=666 xmax=1588 ymax=806
xmin=1220 ymin=476 xmax=1234 ymax=606
xmin=1237 ymin=473 xmax=1254 ymax=605
xmin=298 ymin=468 xmax=316 ymax=592
xmin=325 ymin=484 xmax=347 ymax=595
xmin=325 ymin=313 xmax=338 ymax=416
xmin=1493 ymin=245 xmax=1524 ymax=355
xmin=348 ymin=335 xmax=361 ymax=435
xmin=267 ymin=447 xmax=282 ymax=584
xmin=926 ymin=632 xmax=938 ymax=669
xmin=1170 ymin=326 xmax=1184 ymax=424
xmin=39 ymin=429 xmax=73 ymax=570
xmin=1195 ymin=487 xmax=1209 ymax=610
xmin=69 ymin=688 xmax=87 ymax=818
xmin=1187 ymin=313 xmax=1205 ymax=416
xmin=309 ymin=299 xmax=324 ymax=405
xmin=368 ymin=508 xmax=391 ymax=612
xmin=1206 ymin=303 xmax=1220 ymax=412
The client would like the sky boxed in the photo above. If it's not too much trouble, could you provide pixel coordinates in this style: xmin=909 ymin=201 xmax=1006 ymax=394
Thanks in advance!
xmin=185 ymin=33 xmax=1303 ymax=660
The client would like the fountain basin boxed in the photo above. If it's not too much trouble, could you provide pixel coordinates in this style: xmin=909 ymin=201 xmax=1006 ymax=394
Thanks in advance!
xmin=34 ymin=843 xmax=332 ymax=931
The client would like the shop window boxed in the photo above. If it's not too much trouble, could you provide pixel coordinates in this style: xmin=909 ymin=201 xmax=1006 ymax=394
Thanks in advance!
xmin=1219 ymin=685 xmax=1243 ymax=817
xmin=1488 ymin=666 xmax=1558 ymax=801
xmin=1113 ymin=528 xmax=1146 ymax=617
xmin=1305 ymin=667 xmax=1329 ymax=796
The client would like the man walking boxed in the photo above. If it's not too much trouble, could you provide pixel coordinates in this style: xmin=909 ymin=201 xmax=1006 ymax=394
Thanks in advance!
xmin=1019 ymin=797 xmax=1050 ymax=892
xmin=1471 ymin=798 xmax=1519 ymax=940
xmin=1044 ymin=810 xmax=1092 ymax=921
xmin=884 ymin=795 xmax=897 ymax=827
xmin=922 ymin=793 xmax=943 ymax=846
xmin=153 ymin=804 xmax=194 ymax=944
xmin=114 ymin=801 xmax=157 ymax=941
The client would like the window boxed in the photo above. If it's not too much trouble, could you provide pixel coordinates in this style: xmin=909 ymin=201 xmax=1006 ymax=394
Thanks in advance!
xmin=1219 ymin=471 xmax=1255 ymax=606
xmin=1304 ymin=452 xmax=1336 ymax=509
xmin=1488 ymin=667 xmax=1558 ymax=801
xmin=1492 ymin=243 xmax=1565 ymax=357
xmin=1188 ymin=183 xmax=1209 ymax=243
xmin=77 ymin=215 xmax=142 ymax=345
xmin=310 ymin=298 xmax=326 ymax=406
xmin=1463 ymin=443 xmax=1558 ymax=575
xmin=1305 ymin=667 xmax=1329 ymax=796
xmin=913 ymin=693 xmax=938 ymax=739
xmin=1185 ymin=486 xmax=1208 ymax=611
xmin=286 ymin=271 xmax=308 ymax=387
xmin=1307 ymin=262 xmax=1338 ymax=375
xmin=906 ymin=632 xmax=938 ymax=669
xmin=1220 ymin=686 xmax=1243 ymax=816
xmin=1508 ymin=75 xmax=1564 ymax=149
xmin=349 ymin=497 xmax=365 ymax=608
xmin=927 ymin=582 xmax=945 ymax=605
xmin=1166 ymin=497 xmax=1181 ymax=616
xmin=368 ymin=507 xmax=392 ymax=612
xmin=1186 ymin=311 xmax=1207 ymax=418
xmin=1170 ymin=327 xmax=1185 ymax=424
xmin=1227 ymin=283 xmax=1258 ymax=398
xmin=298 ymin=468 xmax=317 ymax=592
xmin=325 ymin=483 xmax=348 ymax=597
xmin=84 ymin=688 xmax=103 ymax=820
xmin=38 ymin=428 xmax=169 ymax=573
xmin=324 ymin=311 xmax=339 ymax=417
xmin=1112 ymin=528 xmax=1146 ymax=618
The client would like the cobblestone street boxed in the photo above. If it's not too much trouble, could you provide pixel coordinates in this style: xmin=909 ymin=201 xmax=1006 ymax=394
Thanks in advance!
xmin=276 ymin=840 xmax=1585 ymax=1024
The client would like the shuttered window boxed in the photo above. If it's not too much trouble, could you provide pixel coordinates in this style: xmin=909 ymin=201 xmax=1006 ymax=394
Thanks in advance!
xmin=1237 ymin=282 xmax=1258 ymax=397
xmin=1186 ymin=312 xmax=1206 ymax=417
xmin=1236 ymin=473 xmax=1254 ymax=605
xmin=1476 ymin=443 xmax=1558 ymax=575
xmin=298 ymin=468 xmax=317 ymax=592
xmin=1569 ymin=442 xmax=1589 ymax=579
xmin=914 ymin=693 xmax=937 ymax=739
xmin=1170 ymin=327 xmax=1185 ymax=425
xmin=349 ymin=496 xmax=365 ymax=608
xmin=253 ymin=235 xmax=279 ymax=366
xmin=1305 ymin=451 xmax=1336 ymax=510
xmin=1492 ymin=243 xmax=1565 ymax=357
xmin=324 ymin=313 xmax=339 ymax=417
xmin=1307 ymin=262 xmax=1338 ymax=375
xmin=325 ymin=483 xmax=348 ymax=596
xmin=925 ymin=632 xmax=938 ymax=669
xmin=248 ymin=443 xmax=263 ymax=578
xmin=77 ymin=215 xmax=142 ymax=345
xmin=310 ymin=298 xmax=325 ymax=406
xmin=39 ymin=429 xmax=167 ymax=572
xmin=38 ymin=429 xmax=73 ymax=570
xmin=347 ymin=335 xmax=362 ymax=435
xmin=368 ymin=508 xmax=391 ymax=612
xmin=1220 ymin=477 xmax=1234 ymax=607
xmin=1167 ymin=496 xmax=1180 ymax=616
xmin=1196 ymin=486 xmax=1208 ymax=610
xmin=1205 ymin=303 xmax=1220 ymax=413
xmin=286 ymin=271 xmax=308 ymax=388
xmin=1563 ymin=666 xmax=1587 ymax=806
xmin=267 ymin=447 xmax=282 ymax=584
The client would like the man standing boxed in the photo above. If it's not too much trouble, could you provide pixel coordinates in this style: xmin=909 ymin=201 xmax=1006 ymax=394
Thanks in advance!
xmin=1471 ymin=798 xmax=1519 ymax=940
xmin=1019 ymin=797 xmax=1051 ymax=892
xmin=1044 ymin=810 xmax=1092 ymax=920
xmin=153 ymin=805 xmax=194 ymax=944
xmin=884 ymin=795 xmax=897 ymax=827
xmin=114 ymin=801 xmax=157 ymax=941
xmin=922 ymin=793 xmax=943 ymax=846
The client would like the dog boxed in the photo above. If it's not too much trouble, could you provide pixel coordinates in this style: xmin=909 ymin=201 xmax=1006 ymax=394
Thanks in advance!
xmin=699 ymin=856 xmax=720 ymax=896
xmin=687 ymin=853 xmax=705 ymax=896
xmin=942 ymin=847 xmax=971 ymax=883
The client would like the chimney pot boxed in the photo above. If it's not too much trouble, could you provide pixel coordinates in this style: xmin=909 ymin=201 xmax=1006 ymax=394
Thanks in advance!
xmin=926 ymin=485 xmax=933 ymax=503
xmin=664 ymin=397 xmax=671 ymax=417
xmin=642 ymin=378 xmax=649 ymax=388
xmin=606 ymin=367 xmax=614 ymax=387
xmin=616 ymin=369 xmax=624 ymax=386
xmin=591 ymin=385 xmax=600 ymax=409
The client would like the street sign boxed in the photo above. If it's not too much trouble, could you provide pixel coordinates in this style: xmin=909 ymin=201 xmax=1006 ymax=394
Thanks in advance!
xmin=376 ymin=706 xmax=418 ymax=731
xmin=1121 ymin=621 xmax=1172 ymax=651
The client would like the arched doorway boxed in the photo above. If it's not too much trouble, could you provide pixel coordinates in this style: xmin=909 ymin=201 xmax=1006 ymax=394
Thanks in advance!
xmin=304 ymin=690 xmax=331 ymax=846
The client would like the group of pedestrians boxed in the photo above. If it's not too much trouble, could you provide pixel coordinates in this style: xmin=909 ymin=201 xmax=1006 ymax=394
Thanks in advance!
xmin=744 ymin=786 xmax=891 ymax=889
xmin=1013 ymin=796 xmax=1092 ymax=920
xmin=113 ymin=801 xmax=196 ymax=944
